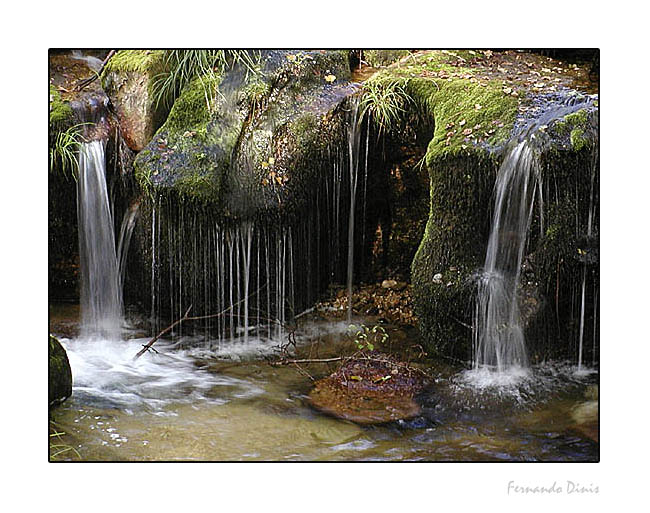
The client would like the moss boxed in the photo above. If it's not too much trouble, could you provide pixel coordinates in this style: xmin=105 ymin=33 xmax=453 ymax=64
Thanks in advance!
xmin=103 ymin=50 xmax=166 ymax=75
xmin=163 ymin=73 xmax=222 ymax=134
xmin=364 ymin=50 xmax=412 ymax=68
xmin=133 ymin=72 xmax=236 ymax=201
xmin=49 ymin=335 xmax=72 ymax=407
xmin=173 ymin=171 xmax=221 ymax=202
xmin=362 ymin=52 xmax=518 ymax=164
xmin=570 ymin=127 xmax=588 ymax=151
xmin=49 ymin=85 xmax=73 ymax=130
xmin=552 ymin=107 xmax=589 ymax=135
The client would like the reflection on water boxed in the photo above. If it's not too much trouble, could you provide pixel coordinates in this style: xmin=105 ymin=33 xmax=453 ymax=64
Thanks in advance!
xmin=49 ymin=306 xmax=598 ymax=461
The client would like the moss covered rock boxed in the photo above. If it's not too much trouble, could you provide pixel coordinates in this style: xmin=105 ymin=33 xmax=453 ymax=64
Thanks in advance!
xmin=102 ymin=50 xmax=169 ymax=151
xmin=376 ymin=50 xmax=601 ymax=362
xmin=134 ymin=50 xmax=355 ymax=219
xmin=49 ymin=335 xmax=72 ymax=408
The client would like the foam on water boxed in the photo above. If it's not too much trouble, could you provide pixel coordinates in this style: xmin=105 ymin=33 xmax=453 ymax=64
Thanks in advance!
xmin=59 ymin=336 xmax=263 ymax=410
xmin=450 ymin=361 xmax=598 ymax=408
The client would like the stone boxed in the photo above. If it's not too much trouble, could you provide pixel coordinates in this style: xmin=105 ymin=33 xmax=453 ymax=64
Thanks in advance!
xmin=309 ymin=353 xmax=429 ymax=424
xmin=102 ymin=50 xmax=169 ymax=151
xmin=381 ymin=279 xmax=398 ymax=289
xmin=49 ymin=335 xmax=72 ymax=408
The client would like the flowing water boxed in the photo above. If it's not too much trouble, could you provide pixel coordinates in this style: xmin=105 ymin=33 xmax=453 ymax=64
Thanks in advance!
xmin=50 ymin=306 xmax=597 ymax=462
xmin=473 ymin=137 xmax=540 ymax=373
xmin=346 ymin=97 xmax=362 ymax=321
xmin=77 ymin=141 xmax=123 ymax=340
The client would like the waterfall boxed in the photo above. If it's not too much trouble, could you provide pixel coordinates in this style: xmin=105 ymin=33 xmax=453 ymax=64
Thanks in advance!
xmin=77 ymin=140 xmax=123 ymax=339
xmin=346 ymin=97 xmax=362 ymax=321
xmin=473 ymin=137 xmax=541 ymax=372
xmin=117 ymin=201 xmax=140 ymax=295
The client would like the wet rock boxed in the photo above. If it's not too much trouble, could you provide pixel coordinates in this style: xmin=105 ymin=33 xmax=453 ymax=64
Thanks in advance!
xmin=133 ymin=50 xmax=355 ymax=219
xmin=408 ymin=50 xmax=599 ymax=361
xmin=571 ymin=400 xmax=598 ymax=443
xmin=101 ymin=51 xmax=169 ymax=151
xmin=309 ymin=353 xmax=429 ymax=424
xmin=49 ymin=335 xmax=72 ymax=408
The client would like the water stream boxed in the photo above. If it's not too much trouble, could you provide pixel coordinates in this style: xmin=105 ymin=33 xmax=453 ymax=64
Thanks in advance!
xmin=77 ymin=141 xmax=123 ymax=340
xmin=50 ymin=305 xmax=598 ymax=461
xmin=473 ymin=137 xmax=539 ymax=373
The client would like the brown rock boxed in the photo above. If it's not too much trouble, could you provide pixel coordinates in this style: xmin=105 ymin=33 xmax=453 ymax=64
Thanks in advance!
xmin=309 ymin=353 xmax=429 ymax=424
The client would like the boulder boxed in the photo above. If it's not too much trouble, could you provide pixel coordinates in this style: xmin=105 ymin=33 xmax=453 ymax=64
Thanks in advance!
xmin=133 ymin=50 xmax=356 ymax=219
xmin=49 ymin=335 xmax=72 ymax=408
xmin=390 ymin=50 xmax=601 ymax=361
xmin=101 ymin=50 xmax=170 ymax=151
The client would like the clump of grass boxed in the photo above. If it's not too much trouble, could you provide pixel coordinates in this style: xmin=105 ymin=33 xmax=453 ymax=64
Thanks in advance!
xmin=49 ymin=422 xmax=81 ymax=461
xmin=49 ymin=124 xmax=88 ymax=181
xmin=152 ymin=50 xmax=261 ymax=110
xmin=359 ymin=75 xmax=413 ymax=135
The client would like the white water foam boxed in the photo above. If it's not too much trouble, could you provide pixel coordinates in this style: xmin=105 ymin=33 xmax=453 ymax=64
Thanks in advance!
xmin=59 ymin=336 xmax=263 ymax=410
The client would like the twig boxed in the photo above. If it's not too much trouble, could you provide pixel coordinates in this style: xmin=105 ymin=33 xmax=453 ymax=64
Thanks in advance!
xmin=134 ymin=285 xmax=267 ymax=360
xmin=74 ymin=50 xmax=116 ymax=92
xmin=134 ymin=305 xmax=193 ymax=359
xmin=272 ymin=356 xmax=345 ymax=365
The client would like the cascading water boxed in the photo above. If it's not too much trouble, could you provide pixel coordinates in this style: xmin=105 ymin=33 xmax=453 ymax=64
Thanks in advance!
xmin=473 ymin=136 xmax=541 ymax=373
xmin=77 ymin=140 xmax=123 ymax=340
xmin=117 ymin=200 xmax=140 ymax=295
xmin=346 ymin=97 xmax=362 ymax=321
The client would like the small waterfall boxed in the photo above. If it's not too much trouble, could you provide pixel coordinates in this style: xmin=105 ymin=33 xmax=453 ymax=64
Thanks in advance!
xmin=77 ymin=140 xmax=123 ymax=339
xmin=346 ymin=98 xmax=362 ymax=321
xmin=117 ymin=201 xmax=140 ymax=295
xmin=473 ymin=136 xmax=541 ymax=372
xmin=577 ymin=133 xmax=599 ymax=371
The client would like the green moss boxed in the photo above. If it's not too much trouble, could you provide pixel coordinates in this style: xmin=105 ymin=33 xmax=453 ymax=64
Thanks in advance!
xmin=49 ymin=85 xmax=73 ymax=129
xmin=173 ymin=171 xmax=221 ymax=202
xmin=103 ymin=50 xmax=166 ymax=75
xmin=163 ymin=73 xmax=222 ymax=134
xmin=570 ymin=127 xmax=588 ymax=151
xmin=364 ymin=50 xmax=412 ymax=67
xmin=550 ymin=107 xmax=593 ymax=151
xmin=49 ymin=335 xmax=72 ymax=407
xmin=552 ymin=107 xmax=589 ymax=135
xmin=362 ymin=52 xmax=518 ymax=164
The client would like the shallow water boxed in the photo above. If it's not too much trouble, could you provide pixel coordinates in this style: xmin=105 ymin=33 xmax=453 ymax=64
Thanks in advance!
xmin=49 ymin=305 xmax=598 ymax=461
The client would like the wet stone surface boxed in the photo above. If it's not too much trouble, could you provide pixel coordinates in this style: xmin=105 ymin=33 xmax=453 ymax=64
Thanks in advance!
xmin=309 ymin=353 xmax=430 ymax=424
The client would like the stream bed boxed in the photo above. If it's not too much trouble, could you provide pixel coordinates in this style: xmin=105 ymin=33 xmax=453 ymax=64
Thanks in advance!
xmin=49 ymin=304 xmax=598 ymax=462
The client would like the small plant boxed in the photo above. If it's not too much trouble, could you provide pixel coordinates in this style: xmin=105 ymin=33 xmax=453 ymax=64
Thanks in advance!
xmin=49 ymin=422 xmax=81 ymax=461
xmin=152 ymin=50 xmax=261 ymax=110
xmin=347 ymin=324 xmax=389 ymax=352
xmin=359 ymin=75 xmax=412 ymax=135
xmin=49 ymin=123 xmax=88 ymax=181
